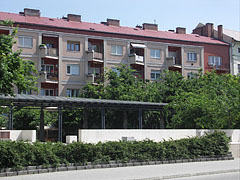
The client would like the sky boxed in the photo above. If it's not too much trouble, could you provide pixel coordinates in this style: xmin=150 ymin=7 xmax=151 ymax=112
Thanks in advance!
xmin=0 ymin=0 xmax=239 ymax=33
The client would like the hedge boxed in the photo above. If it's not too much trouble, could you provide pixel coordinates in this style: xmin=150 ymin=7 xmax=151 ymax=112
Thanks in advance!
xmin=0 ymin=131 xmax=230 ymax=169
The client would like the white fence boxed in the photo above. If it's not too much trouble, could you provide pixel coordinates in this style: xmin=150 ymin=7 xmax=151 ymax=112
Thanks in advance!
xmin=0 ymin=130 xmax=36 ymax=142
xmin=78 ymin=129 xmax=240 ymax=143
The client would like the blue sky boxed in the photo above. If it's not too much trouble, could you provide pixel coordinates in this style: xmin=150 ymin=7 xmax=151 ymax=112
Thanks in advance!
xmin=0 ymin=0 xmax=239 ymax=33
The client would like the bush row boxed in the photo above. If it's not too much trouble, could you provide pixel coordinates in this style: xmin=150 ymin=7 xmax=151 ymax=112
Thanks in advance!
xmin=0 ymin=131 xmax=230 ymax=169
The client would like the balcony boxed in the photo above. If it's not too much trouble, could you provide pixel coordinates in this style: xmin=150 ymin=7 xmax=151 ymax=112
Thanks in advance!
xmin=39 ymin=71 xmax=58 ymax=83
xmin=86 ymin=50 xmax=103 ymax=63
xmin=166 ymin=57 xmax=182 ymax=68
xmin=208 ymin=63 xmax=229 ymax=72
xmin=39 ymin=46 xmax=58 ymax=59
xmin=129 ymin=54 xmax=144 ymax=65
xmin=85 ymin=74 xmax=103 ymax=85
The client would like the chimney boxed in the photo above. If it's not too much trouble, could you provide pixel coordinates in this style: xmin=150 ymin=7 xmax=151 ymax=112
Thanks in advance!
xmin=67 ymin=14 xmax=81 ymax=22
xmin=205 ymin=23 xmax=214 ymax=37
xmin=218 ymin=25 xmax=223 ymax=40
xmin=142 ymin=23 xmax=158 ymax=31
xmin=23 ymin=8 xmax=40 ymax=17
xmin=107 ymin=19 xmax=120 ymax=26
xmin=176 ymin=27 xmax=186 ymax=34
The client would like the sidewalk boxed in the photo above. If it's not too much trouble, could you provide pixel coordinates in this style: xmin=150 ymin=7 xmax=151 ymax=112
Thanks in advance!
xmin=1 ymin=159 xmax=240 ymax=180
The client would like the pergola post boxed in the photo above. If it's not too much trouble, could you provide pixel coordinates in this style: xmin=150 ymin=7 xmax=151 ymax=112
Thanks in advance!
xmin=101 ymin=108 xmax=105 ymax=129
xmin=39 ymin=107 xmax=45 ymax=142
xmin=58 ymin=106 xmax=63 ymax=142
xmin=8 ymin=106 xmax=13 ymax=130
xmin=138 ymin=108 xmax=142 ymax=129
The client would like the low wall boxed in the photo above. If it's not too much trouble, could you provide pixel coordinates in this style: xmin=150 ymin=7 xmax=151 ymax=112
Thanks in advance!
xmin=0 ymin=130 xmax=36 ymax=142
xmin=78 ymin=129 xmax=240 ymax=158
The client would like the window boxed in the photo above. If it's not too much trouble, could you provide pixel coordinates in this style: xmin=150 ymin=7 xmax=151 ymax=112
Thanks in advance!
xmin=41 ymin=89 xmax=54 ymax=96
xmin=67 ymin=89 xmax=80 ymax=97
xmin=111 ymin=45 xmax=123 ymax=55
xmin=88 ymin=65 xmax=101 ymax=76
xmin=18 ymin=89 xmax=31 ymax=95
xmin=208 ymin=56 xmax=222 ymax=67
xmin=18 ymin=36 xmax=33 ymax=48
xmin=238 ymin=48 xmax=240 ymax=53
xmin=67 ymin=41 xmax=80 ymax=51
xmin=67 ymin=64 xmax=80 ymax=75
xmin=238 ymin=64 xmax=240 ymax=74
xmin=187 ymin=52 xmax=197 ymax=62
xmin=41 ymin=65 xmax=54 ymax=73
xmin=187 ymin=72 xmax=197 ymax=79
xmin=151 ymin=70 xmax=161 ymax=80
xmin=111 ymin=67 xmax=120 ymax=76
xmin=150 ymin=49 xmax=161 ymax=59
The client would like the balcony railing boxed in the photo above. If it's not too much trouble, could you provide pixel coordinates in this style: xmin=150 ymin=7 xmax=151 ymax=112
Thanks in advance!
xmin=129 ymin=54 xmax=144 ymax=65
xmin=85 ymin=74 xmax=103 ymax=84
xmin=40 ymin=71 xmax=58 ymax=83
xmin=86 ymin=50 xmax=103 ymax=62
xmin=40 ymin=47 xmax=58 ymax=59
xmin=208 ymin=63 xmax=229 ymax=71
xmin=166 ymin=56 xmax=182 ymax=68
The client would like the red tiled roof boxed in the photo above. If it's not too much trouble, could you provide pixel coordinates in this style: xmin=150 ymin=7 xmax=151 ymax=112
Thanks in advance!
xmin=0 ymin=11 xmax=229 ymax=46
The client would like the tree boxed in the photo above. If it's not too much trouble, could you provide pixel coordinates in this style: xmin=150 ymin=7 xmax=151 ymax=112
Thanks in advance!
xmin=0 ymin=21 xmax=38 ymax=95
xmin=166 ymin=72 xmax=240 ymax=129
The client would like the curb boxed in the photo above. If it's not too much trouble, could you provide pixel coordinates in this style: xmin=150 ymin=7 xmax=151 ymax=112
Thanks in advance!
xmin=131 ymin=169 xmax=240 ymax=180
xmin=0 ymin=155 xmax=235 ymax=177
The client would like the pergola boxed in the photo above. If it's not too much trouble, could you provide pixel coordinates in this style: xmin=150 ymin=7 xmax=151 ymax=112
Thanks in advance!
xmin=0 ymin=94 xmax=167 ymax=142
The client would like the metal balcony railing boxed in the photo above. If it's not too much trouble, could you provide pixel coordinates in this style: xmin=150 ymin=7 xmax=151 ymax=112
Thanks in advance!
xmin=40 ymin=71 xmax=58 ymax=82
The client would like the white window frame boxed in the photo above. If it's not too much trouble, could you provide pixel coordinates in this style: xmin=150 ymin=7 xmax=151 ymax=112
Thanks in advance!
xmin=111 ymin=45 xmax=123 ymax=56
xmin=41 ymin=64 xmax=54 ymax=73
xmin=208 ymin=56 xmax=222 ymax=67
xmin=67 ymin=64 xmax=80 ymax=75
xmin=18 ymin=89 xmax=31 ymax=95
xmin=150 ymin=49 xmax=161 ymax=59
xmin=67 ymin=41 xmax=80 ymax=51
xmin=151 ymin=70 xmax=161 ymax=80
xmin=67 ymin=89 xmax=80 ymax=97
xmin=18 ymin=36 xmax=33 ymax=48
xmin=111 ymin=67 xmax=120 ymax=76
xmin=41 ymin=89 xmax=54 ymax=96
xmin=187 ymin=52 xmax=197 ymax=62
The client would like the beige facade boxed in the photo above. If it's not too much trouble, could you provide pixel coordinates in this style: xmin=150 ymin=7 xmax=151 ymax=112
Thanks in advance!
xmin=0 ymin=26 xmax=204 ymax=97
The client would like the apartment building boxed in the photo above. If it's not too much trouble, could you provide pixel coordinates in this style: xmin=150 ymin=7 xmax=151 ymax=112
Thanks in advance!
xmin=0 ymin=9 xmax=230 ymax=97
xmin=193 ymin=23 xmax=239 ymax=75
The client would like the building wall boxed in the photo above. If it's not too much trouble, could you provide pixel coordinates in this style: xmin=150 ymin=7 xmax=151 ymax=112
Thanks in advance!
xmin=1 ymin=23 xmax=230 ymax=97
xmin=232 ymin=41 xmax=240 ymax=75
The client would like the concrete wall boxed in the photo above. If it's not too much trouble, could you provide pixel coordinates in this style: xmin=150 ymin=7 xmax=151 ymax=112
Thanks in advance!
xmin=78 ymin=129 xmax=240 ymax=158
xmin=0 ymin=130 xmax=36 ymax=142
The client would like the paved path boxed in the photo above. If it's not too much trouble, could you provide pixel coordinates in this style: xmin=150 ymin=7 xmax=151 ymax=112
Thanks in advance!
xmin=1 ymin=159 xmax=240 ymax=180
xmin=173 ymin=172 xmax=240 ymax=180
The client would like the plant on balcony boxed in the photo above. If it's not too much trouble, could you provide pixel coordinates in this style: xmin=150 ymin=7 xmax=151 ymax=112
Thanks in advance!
xmin=39 ymin=44 xmax=47 ymax=49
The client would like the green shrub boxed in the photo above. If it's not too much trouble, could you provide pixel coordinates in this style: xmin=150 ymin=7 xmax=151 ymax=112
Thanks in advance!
xmin=0 ymin=131 xmax=230 ymax=168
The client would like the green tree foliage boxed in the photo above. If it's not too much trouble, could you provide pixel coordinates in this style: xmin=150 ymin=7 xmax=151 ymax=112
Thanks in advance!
xmin=167 ymin=72 xmax=240 ymax=129
xmin=81 ymin=65 xmax=240 ymax=129
xmin=0 ymin=21 xmax=38 ymax=95
xmin=13 ymin=108 xmax=57 ymax=130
